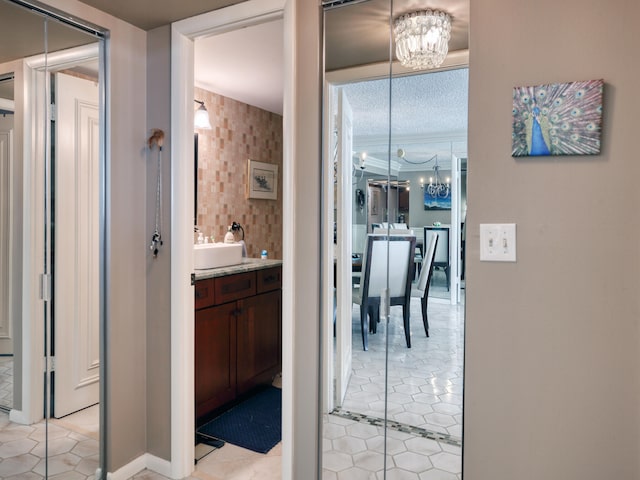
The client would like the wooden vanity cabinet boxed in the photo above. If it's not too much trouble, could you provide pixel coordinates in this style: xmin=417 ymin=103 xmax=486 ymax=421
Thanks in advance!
xmin=194 ymin=266 xmax=282 ymax=423
xmin=195 ymin=303 xmax=236 ymax=419
xmin=236 ymin=289 xmax=282 ymax=395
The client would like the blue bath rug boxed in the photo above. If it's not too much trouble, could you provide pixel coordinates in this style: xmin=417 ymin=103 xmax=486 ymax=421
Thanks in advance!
xmin=197 ymin=386 xmax=281 ymax=454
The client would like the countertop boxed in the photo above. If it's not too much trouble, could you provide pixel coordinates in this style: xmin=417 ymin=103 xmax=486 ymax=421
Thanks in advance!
xmin=193 ymin=257 xmax=283 ymax=281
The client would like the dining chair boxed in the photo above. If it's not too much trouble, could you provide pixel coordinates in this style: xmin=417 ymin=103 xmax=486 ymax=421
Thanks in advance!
xmin=352 ymin=234 xmax=416 ymax=350
xmin=411 ymin=232 xmax=439 ymax=337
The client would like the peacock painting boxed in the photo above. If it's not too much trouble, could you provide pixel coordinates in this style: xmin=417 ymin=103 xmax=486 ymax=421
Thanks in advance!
xmin=512 ymin=79 xmax=603 ymax=157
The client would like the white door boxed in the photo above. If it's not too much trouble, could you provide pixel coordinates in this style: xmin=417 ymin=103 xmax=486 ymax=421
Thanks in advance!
xmin=335 ymin=88 xmax=353 ymax=406
xmin=0 ymin=126 xmax=12 ymax=355
xmin=53 ymin=72 xmax=100 ymax=417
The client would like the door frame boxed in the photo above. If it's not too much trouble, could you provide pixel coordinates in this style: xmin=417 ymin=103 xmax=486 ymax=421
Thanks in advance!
xmin=14 ymin=43 xmax=101 ymax=425
xmin=170 ymin=1 xmax=289 ymax=478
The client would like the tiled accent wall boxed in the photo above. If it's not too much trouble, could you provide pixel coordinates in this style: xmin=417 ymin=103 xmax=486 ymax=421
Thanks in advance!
xmin=195 ymin=86 xmax=283 ymax=259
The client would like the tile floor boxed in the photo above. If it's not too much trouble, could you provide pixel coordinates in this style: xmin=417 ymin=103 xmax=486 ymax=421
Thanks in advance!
xmin=0 ymin=356 xmax=13 ymax=410
xmin=0 ymin=404 xmax=99 ymax=479
xmin=0 ymin=292 xmax=463 ymax=480
xmin=322 ymin=296 xmax=464 ymax=480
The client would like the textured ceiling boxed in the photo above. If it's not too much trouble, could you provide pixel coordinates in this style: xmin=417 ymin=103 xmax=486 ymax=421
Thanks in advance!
xmin=344 ymin=69 xmax=468 ymax=138
xmin=342 ymin=68 xmax=468 ymax=172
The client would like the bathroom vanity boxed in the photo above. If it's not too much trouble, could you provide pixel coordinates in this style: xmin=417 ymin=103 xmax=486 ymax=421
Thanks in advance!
xmin=193 ymin=259 xmax=282 ymax=424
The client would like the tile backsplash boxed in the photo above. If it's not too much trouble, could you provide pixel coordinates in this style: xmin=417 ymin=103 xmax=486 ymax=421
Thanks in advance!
xmin=196 ymin=86 xmax=283 ymax=259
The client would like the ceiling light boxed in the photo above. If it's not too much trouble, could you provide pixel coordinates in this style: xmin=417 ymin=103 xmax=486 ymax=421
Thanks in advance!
xmin=394 ymin=10 xmax=451 ymax=70
xmin=194 ymin=99 xmax=212 ymax=129
xmin=423 ymin=155 xmax=450 ymax=198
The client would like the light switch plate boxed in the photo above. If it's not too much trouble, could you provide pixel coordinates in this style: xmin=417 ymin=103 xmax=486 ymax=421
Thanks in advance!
xmin=480 ymin=223 xmax=516 ymax=262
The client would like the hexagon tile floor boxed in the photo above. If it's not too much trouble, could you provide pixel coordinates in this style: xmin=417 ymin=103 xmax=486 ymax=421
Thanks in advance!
xmin=0 ymin=295 xmax=463 ymax=480
xmin=0 ymin=405 xmax=100 ymax=479
xmin=322 ymin=298 xmax=464 ymax=479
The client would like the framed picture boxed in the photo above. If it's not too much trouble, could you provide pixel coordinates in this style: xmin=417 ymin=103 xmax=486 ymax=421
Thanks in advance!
xmin=247 ymin=159 xmax=278 ymax=200
xmin=512 ymin=79 xmax=604 ymax=157
xmin=423 ymin=189 xmax=451 ymax=210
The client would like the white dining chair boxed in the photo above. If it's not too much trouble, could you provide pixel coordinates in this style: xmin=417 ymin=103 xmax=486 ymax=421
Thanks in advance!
xmin=411 ymin=232 xmax=439 ymax=337
xmin=352 ymin=234 xmax=416 ymax=350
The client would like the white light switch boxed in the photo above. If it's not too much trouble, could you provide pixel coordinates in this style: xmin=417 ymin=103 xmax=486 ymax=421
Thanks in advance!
xmin=480 ymin=223 xmax=516 ymax=262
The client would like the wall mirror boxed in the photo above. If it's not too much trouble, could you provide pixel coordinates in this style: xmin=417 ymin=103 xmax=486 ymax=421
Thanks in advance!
xmin=322 ymin=0 xmax=467 ymax=477
xmin=0 ymin=0 xmax=107 ymax=477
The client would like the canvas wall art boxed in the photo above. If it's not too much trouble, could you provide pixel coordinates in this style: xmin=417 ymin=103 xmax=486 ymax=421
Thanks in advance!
xmin=512 ymin=79 xmax=603 ymax=157
xmin=423 ymin=188 xmax=451 ymax=210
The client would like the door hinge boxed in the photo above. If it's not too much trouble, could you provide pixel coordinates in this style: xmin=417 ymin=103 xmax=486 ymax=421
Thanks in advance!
xmin=50 ymin=103 xmax=56 ymax=119
xmin=40 ymin=273 xmax=51 ymax=302
xmin=47 ymin=356 xmax=55 ymax=372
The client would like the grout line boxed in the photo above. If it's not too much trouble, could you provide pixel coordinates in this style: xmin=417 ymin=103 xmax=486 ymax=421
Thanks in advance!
xmin=330 ymin=407 xmax=462 ymax=447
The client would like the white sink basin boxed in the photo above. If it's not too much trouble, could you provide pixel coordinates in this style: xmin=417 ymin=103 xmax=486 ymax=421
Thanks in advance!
xmin=194 ymin=243 xmax=243 ymax=270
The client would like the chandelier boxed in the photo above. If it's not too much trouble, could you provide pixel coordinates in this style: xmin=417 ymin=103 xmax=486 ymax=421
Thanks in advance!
xmin=421 ymin=156 xmax=450 ymax=198
xmin=393 ymin=10 xmax=452 ymax=70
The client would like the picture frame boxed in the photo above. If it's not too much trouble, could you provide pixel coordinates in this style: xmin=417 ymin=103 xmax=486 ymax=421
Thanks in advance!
xmin=512 ymin=79 xmax=604 ymax=157
xmin=247 ymin=159 xmax=278 ymax=200
xmin=423 ymin=188 xmax=451 ymax=210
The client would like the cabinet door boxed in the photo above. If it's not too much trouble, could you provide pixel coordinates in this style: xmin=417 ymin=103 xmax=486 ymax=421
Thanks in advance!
xmin=195 ymin=302 xmax=237 ymax=423
xmin=236 ymin=290 xmax=282 ymax=395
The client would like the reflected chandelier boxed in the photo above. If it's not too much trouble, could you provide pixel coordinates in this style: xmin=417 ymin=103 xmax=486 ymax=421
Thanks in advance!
xmin=394 ymin=10 xmax=451 ymax=70
xmin=422 ymin=156 xmax=450 ymax=198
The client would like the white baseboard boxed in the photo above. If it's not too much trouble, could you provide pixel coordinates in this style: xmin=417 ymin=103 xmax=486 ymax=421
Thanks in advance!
xmin=106 ymin=453 xmax=173 ymax=480
xmin=146 ymin=454 xmax=173 ymax=478
xmin=9 ymin=408 xmax=30 ymax=425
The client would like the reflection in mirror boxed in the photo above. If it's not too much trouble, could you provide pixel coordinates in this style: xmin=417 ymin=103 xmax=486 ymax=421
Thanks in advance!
xmin=0 ymin=0 xmax=106 ymax=477
xmin=0 ymin=74 xmax=14 ymax=412
xmin=323 ymin=0 xmax=467 ymax=477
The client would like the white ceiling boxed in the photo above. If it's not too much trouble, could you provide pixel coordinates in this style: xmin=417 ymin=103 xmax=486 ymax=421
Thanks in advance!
xmin=195 ymin=20 xmax=284 ymax=116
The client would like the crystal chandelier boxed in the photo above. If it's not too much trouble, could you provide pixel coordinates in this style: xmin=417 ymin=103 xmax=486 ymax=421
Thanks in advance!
xmin=394 ymin=10 xmax=452 ymax=70
xmin=421 ymin=156 xmax=450 ymax=198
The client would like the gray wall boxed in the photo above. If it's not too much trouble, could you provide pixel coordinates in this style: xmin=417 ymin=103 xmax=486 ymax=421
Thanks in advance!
xmin=145 ymin=25 xmax=172 ymax=461
xmin=101 ymin=18 xmax=148 ymax=475
xmin=465 ymin=0 xmax=640 ymax=478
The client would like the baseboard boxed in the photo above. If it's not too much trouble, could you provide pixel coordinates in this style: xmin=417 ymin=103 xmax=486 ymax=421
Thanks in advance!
xmin=9 ymin=408 xmax=30 ymax=425
xmin=146 ymin=454 xmax=173 ymax=477
xmin=106 ymin=453 xmax=172 ymax=480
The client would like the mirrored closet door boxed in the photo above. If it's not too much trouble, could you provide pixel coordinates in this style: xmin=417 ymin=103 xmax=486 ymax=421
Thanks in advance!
xmin=321 ymin=0 xmax=466 ymax=478
xmin=0 ymin=1 xmax=106 ymax=477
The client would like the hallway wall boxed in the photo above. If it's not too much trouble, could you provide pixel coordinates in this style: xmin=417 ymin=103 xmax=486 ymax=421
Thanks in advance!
xmin=146 ymin=24 xmax=172 ymax=461
xmin=465 ymin=0 xmax=640 ymax=478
